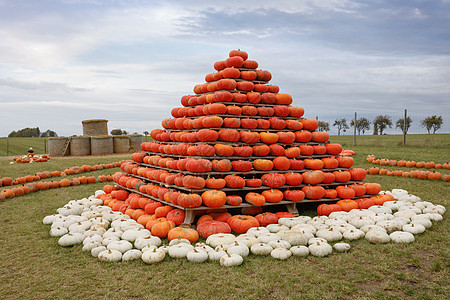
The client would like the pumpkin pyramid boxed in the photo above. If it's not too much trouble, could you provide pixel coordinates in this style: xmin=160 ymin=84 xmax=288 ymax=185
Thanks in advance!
xmin=114 ymin=50 xmax=381 ymax=226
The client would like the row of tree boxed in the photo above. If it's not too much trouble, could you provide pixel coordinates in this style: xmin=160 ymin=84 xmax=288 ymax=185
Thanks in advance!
xmin=319 ymin=115 xmax=444 ymax=135
xmin=8 ymin=127 xmax=58 ymax=137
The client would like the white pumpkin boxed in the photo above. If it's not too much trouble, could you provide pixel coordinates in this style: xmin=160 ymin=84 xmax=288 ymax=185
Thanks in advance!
xmin=168 ymin=243 xmax=194 ymax=258
xmin=333 ymin=242 xmax=351 ymax=252
xmin=169 ymin=238 xmax=191 ymax=246
xmin=329 ymin=224 xmax=356 ymax=234
xmin=141 ymin=245 xmax=158 ymax=253
xmin=107 ymin=240 xmax=133 ymax=253
xmin=84 ymin=227 xmax=106 ymax=237
xmin=227 ymin=241 xmax=249 ymax=257
xmin=268 ymin=239 xmax=291 ymax=249
xmin=250 ymin=243 xmax=273 ymax=256
xmin=277 ymin=230 xmax=309 ymax=246
xmin=122 ymin=249 xmax=142 ymax=262
xmin=121 ymin=228 xmax=151 ymax=242
xmin=290 ymin=223 xmax=317 ymax=234
xmin=246 ymin=227 xmax=270 ymax=238
xmin=368 ymin=205 xmax=392 ymax=214
xmin=68 ymin=221 xmax=92 ymax=234
xmin=91 ymin=245 xmax=107 ymax=258
xmin=376 ymin=220 xmax=402 ymax=234
xmin=49 ymin=226 xmax=68 ymax=237
xmin=427 ymin=213 xmax=443 ymax=222
xmin=410 ymin=218 xmax=432 ymax=229
xmin=194 ymin=244 xmax=214 ymax=253
xmin=102 ymin=236 xmax=120 ymax=246
xmin=278 ymin=218 xmax=303 ymax=228
xmin=308 ymin=242 xmax=333 ymax=257
xmin=257 ymin=233 xmax=281 ymax=244
xmin=82 ymin=241 xmax=102 ymax=252
xmin=135 ymin=236 xmax=162 ymax=249
xmin=186 ymin=249 xmax=208 ymax=263
xmin=270 ymin=248 xmax=292 ymax=260
xmin=308 ymin=237 xmax=327 ymax=245
xmin=423 ymin=205 xmax=446 ymax=215
xmin=290 ymin=245 xmax=309 ymax=257
xmin=206 ymin=234 xmax=236 ymax=248
xmin=390 ymin=231 xmax=415 ymax=243
xmin=402 ymin=223 xmax=426 ymax=234
xmin=208 ymin=248 xmax=227 ymax=261
xmin=83 ymin=234 xmax=103 ymax=245
xmin=349 ymin=216 xmax=375 ymax=229
xmin=324 ymin=218 xmax=347 ymax=226
xmin=360 ymin=224 xmax=387 ymax=233
xmin=365 ymin=230 xmax=391 ymax=244
xmin=316 ymin=228 xmax=343 ymax=242
xmin=43 ymin=214 xmax=57 ymax=225
xmin=393 ymin=210 xmax=416 ymax=219
xmin=58 ymin=233 xmax=84 ymax=247
xmin=98 ymin=249 xmax=122 ymax=262
xmin=157 ymin=245 xmax=170 ymax=253
xmin=219 ymin=253 xmax=244 ymax=267
xmin=103 ymin=228 xmax=124 ymax=239
xmin=142 ymin=248 xmax=165 ymax=264
xmin=266 ymin=224 xmax=289 ymax=233
xmin=342 ymin=229 xmax=365 ymax=240
xmin=235 ymin=235 xmax=258 ymax=247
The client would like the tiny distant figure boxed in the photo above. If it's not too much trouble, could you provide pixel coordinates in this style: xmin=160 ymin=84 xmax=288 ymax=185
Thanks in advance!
xmin=28 ymin=147 xmax=35 ymax=157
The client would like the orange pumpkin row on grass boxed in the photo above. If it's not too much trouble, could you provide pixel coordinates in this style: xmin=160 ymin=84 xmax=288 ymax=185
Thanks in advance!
xmin=366 ymin=167 xmax=448 ymax=181
xmin=367 ymin=155 xmax=449 ymax=169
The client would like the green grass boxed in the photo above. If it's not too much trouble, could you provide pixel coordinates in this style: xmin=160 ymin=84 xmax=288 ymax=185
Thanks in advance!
xmin=0 ymin=137 xmax=50 ymax=157
xmin=0 ymin=136 xmax=449 ymax=299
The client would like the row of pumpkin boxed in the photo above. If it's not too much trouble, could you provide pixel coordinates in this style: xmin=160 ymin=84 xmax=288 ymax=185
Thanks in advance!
xmin=367 ymin=167 xmax=449 ymax=182
xmin=12 ymin=154 xmax=51 ymax=163
xmin=366 ymin=155 xmax=450 ymax=169
xmin=0 ymin=160 xmax=125 ymax=188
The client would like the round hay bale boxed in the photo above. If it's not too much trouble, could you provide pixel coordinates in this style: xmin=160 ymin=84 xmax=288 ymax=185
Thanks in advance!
xmin=113 ymin=135 xmax=130 ymax=153
xmin=82 ymin=119 xmax=108 ymax=136
xmin=48 ymin=137 xmax=70 ymax=157
xmin=91 ymin=135 xmax=113 ymax=155
xmin=129 ymin=134 xmax=143 ymax=151
xmin=70 ymin=136 xmax=91 ymax=156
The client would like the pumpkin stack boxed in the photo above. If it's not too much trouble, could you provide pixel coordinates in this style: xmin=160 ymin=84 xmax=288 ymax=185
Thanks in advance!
xmin=112 ymin=49 xmax=382 ymax=225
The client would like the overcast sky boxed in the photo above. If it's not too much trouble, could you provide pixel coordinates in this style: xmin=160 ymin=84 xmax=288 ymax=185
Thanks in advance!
xmin=1 ymin=0 xmax=449 ymax=137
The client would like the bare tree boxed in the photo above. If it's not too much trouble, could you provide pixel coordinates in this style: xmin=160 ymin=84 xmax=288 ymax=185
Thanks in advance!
xmin=333 ymin=118 xmax=349 ymax=135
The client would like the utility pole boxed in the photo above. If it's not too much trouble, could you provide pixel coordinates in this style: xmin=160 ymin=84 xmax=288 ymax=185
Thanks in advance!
xmin=353 ymin=112 xmax=357 ymax=146
xmin=403 ymin=109 xmax=407 ymax=146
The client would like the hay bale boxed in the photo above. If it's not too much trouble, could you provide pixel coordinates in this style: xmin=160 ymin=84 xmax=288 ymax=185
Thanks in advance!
xmin=91 ymin=135 xmax=113 ymax=155
xmin=113 ymin=135 xmax=130 ymax=153
xmin=82 ymin=119 xmax=108 ymax=136
xmin=129 ymin=134 xmax=143 ymax=151
xmin=70 ymin=136 xmax=91 ymax=156
xmin=48 ymin=137 xmax=70 ymax=157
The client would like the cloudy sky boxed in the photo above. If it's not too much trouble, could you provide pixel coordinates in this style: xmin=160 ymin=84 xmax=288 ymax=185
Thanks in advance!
xmin=1 ymin=0 xmax=449 ymax=137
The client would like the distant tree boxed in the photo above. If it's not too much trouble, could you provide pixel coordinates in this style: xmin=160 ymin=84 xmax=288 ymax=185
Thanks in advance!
xmin=373 ymin=115 xmax=392 ymax=135
xmin=40 ymin=129 xmax=58 ymax=137
xmin=396 ymin=117 xmax=412 ymax=133
xmin=333 ymin=118 xmax=349 ymax=135
xmin=350 ymin=117 xmax=371 ymax=135
xmin=111 ymin=129 xmax=128 ymax=135
xmin=8 ymin=127 xmax=41 ymax=137
xmin=421 ymin=115 xmax=443 ymax=134
xmin=143 ymin=131 xmax=149 ymax=137
xmin=317 ymin=121 xmax=330 ymax=132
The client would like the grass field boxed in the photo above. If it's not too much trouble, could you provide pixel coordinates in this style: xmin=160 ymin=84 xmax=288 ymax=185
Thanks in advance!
xmin=0 ymin=135 xmax=449 ymax=299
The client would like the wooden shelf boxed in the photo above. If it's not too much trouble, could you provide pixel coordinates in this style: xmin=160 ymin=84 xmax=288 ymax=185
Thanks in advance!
xmin=143 ymin=151 xmax=332 ymax=160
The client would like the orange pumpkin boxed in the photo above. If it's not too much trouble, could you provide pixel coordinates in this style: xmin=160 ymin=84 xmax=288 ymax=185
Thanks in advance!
xmin=168 ymin=227 xmax=199 ymax=243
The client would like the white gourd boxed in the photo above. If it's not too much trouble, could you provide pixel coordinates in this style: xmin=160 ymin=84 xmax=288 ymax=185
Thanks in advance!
xmin=49 ymin=226 xmax=68 ymax=237
xmin=427 ymin=213 xmax=443 ymax=222
xmin=98 ymin=249 xmax=122 ymax=262
xmin=135 ymin=236 xmax=162 ymax=249
xmin=376 ymin=220 xmax=402 ymax=234
xmin=342 ymin=229 xmax=365 ymax=240
xmin=141 ymin=245 xmax=158 ymax=253
xmin=390 ymin=231 xmax=415 ymax=243
xmin=309 ymin=242 xmax=333 ymax=257
xmin=43 ymin=215 xmax=57 ymax=224
xmin=348 ymin=216 xmax=375 ymax=229
xmin=410 ymin=218 xmax=432 ymax=229
xmin=360 ymin=224 xmax=386 ymax=233
xmin=122 ymin=249 xmax=142 ymax=261
xmin=194 ymin=245 xmax=214 ymax=253
xmin=246 ymin=227 xmax=270 ymax=238
xmin=121 ymin=228 xmax=151 ymax=242
xmin=84 ymin=227 xmax=106 ymax=237
xmin=142 ymin=249 xmax=166 ymax=264
xmin=278 ymin=218 xmax=302 ymax=228
xmin=290 ymin=245 xmax=309 ymax=257
xmin=82 ymin=241 xmax=102 ymax=252
xmin=402 ymin=223 xmax=426 ymax=234
xmin=329 ymin=224 xmax=356 ymax=234
xmin=219 ymin=253 xmax=243 ymax=267
xmin=365 ymin=230 xmax=391 ymax=244
xmin=206 ymin=234 xmax=236 ymax=248
xmin=68 ymin=221 xmax=92 ymax=234
xmin=103 ymin=228 xmax=123 ymax=239
xmin=102 ymin=236 xmax=120 ymax=246
xmin=368 ymin=206 xmax=392 ymax=214
xmin=265 ymin=224 xmax=289 ymax=233
xmin=186 ymin=249 xmax=208 ymax=263
xmin=157 ymin=245 xmax=170 ymax=254
xmin=235 ymin=235 xmax=258 ymax=247
xmin=91 ymin=246 xmax=107 ymax=258
xmin=58 ymin=233 xmax=84 ymax=247
xmin=277 ymin=230 xmax=309 ymax=246
xmin=270 ymin=248 xmax=292 ymax=260
xmin=393 ymin=210 xmax=416 ymax=219
xmin=227 ymin=241 xmax=249 ymax=257
xmin=168 ymin=243 xmax=194 ymax=258
xmin=83 ymin=234 xmax=103 ymax=245
xmin=107 ymin=240 xmax=133 ymax=253
xmin=268 ymin=240 xmax=291 ymax=249
xmin=333 ymin=242 xmax=351 ymax=252
xmin=315 ymin=228 xmax=343 ymax=242
xmin=308 ymin=237 xmax=327 ymax=245
xmin=290 ymin=224 xmax=317 ymax=234
xmin=169 ymin=238 xmax=191 ymax=246
xmin=324 ymin=218 xmax=347 ymax=226
xmin=250 ymin=243 xmax=273 ymax=255
xmin=257 ymin=233 xmax=281 ymax=244
xmin=208 ymin=249 xmax=227 ymax=261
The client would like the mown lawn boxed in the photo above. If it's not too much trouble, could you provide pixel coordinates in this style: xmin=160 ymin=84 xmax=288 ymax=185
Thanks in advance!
xmin=0 ymin=136 xmax=448 ymax=299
